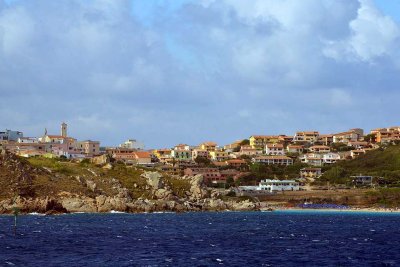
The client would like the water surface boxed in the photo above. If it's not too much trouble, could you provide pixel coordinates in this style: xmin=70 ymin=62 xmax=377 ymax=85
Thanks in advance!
xmin=0 ymin=211 xmax=399 ymax=266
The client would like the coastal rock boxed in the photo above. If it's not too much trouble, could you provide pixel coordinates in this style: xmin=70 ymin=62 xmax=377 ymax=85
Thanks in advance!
xmin=96 ymin=195 xmax=128 ymax=212
xmin=203 ymin=198 xmax=228 ymax=210
xmin=142 ymin=171 xmax=163 ymax=189
xmin=229 ymin=200 xmax=259 ymax=211
xmin=188 ymin=174 xmax=209 ymax=200
xmin=86 ymin=180 xmax=97 ymax=192
xmin=61 ymin=197 xmax=97 ymax=213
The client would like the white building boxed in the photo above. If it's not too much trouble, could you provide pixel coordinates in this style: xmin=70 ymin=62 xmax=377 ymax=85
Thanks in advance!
xmin=238 ymin=179 xmax=300 ymax=193
xmin=119 ymin=139 xmax=144 ymax=150
xmin=265 ymin=143 xmax=285 ymax=155
xmin=322 ymin=152 xmax=341 ymax=164
xmin=17 ymin=137 xmax=39 ymax=144
xmin=258 ymin=179 xmax=300 ymax=192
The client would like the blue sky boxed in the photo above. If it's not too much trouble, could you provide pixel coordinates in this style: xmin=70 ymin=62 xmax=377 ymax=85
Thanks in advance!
xmin=1 ymin=0 xmax=400 ymax=148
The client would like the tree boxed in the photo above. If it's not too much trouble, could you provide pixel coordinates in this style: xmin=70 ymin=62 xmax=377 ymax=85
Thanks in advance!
xmin=195 ymin=156 xmax=211 ymax=166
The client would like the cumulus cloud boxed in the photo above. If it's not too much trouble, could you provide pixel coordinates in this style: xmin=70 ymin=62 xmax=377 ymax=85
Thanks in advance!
xmin=0 ymin=0 xmax=399 ymax=147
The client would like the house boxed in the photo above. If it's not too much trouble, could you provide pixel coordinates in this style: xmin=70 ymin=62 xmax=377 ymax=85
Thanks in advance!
xmin=348 ymin=141 xmax=369 ymax=149
xmin=0 ymin=130 xmax=23 ymax=141
xmin=119 ymin=139 xmax=145 ymax=150
xmin=226 ymin=159 xmax=247 ymax=170
xmin=286 ymin=145 xmax=304 ymax=154
xmin=322 ymin=152 xmax=341 ymax=164
xmin=318 ymin=135 xmax=333 ymax=146
xmin=199 ymin=142 xmax=217 ymax=151
xmin=184 ymin=167 xmax=225 ymax=186
xmin=350 ymin=149 xmax=366 ymax=158
xmin=300 ymin=168 xmax=322 ymax=179
xmin=220 ymin=169 xmax=240 ymax=180
xmin=265 ymin=143 xmax=285 ymax=155
xmin=174 ymin=144 xmax=191 ymax=151
xmin=300 ymin=153 xmax=323 ymax=166
xmin=332 ymin=129 xmax=363 ymax=143
xmin=351 ymin=175 xmax=373 ymax=186
xmin=238 ymin=145 xmax=263 ymax=157
xmin=17 ymin=137 xmax=38 ymax=144
xmin=374 ymin=129 xmax=400 ymax=143
xmin=252 ymin=156 xmax=293 ymax=165
xmin=249 ymin=135 xmax=284 ymax=149
xmin=309 ymin=145 xmax=330 ymax=153
xmin=77 ymin=140 xmax=100 ymax=157
xmin=209 ymin=150 xmax=230 ymax=161
xmin=224 ymin=140 xmax=243 ymax=151
xmin=258 ymin=179 xmax=300 ymax=192
xmin=171 ymin=149 xmax=192 ymax=161
xmin=293 ymin=131 xmax=319 ymax=143
xmin=153 ymin=149 xmax=172 ymax=160
xmin=113 ymin=151 xmax=152 ymax=165
xmin=192 ymin=149 xmax=210 ymax=159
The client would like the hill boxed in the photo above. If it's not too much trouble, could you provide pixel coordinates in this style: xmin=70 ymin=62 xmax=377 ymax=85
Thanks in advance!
xmin=0 ymin=152 xmax=258 ymax=214
xmin=319 ymin=144 xmax=400 ymax=185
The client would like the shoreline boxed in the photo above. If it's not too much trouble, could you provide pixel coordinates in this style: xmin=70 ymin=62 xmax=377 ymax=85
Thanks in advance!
xmin=1 ymin=207 xmax=400 ymax=216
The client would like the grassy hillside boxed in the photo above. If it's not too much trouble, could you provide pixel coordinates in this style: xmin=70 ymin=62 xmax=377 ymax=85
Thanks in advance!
xmin=0 ymin=155 xmax=191 ymax=201
xmin=319 ymin=144 xmax=400 ymax=185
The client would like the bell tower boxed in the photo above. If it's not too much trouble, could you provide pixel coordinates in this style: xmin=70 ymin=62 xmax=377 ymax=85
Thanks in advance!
xmin=61 ymin=122 xmax=68 ymax=137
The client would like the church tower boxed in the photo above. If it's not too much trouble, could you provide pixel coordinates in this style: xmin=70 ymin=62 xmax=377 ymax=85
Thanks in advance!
xmin=61 ymin=122 xmax=68 ymax=137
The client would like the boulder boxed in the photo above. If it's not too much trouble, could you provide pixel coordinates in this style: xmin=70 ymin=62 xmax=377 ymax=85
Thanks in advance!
xmin=142 ymin=171 xmax=163 ymax=189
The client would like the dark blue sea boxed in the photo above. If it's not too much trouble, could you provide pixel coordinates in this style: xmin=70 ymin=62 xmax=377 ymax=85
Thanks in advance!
xmin=1 ymin=211 xmax=400 ymax=266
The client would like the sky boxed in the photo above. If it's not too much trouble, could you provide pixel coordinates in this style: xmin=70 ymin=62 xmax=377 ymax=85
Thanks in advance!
xmin=1 ymin=0 xmax=400 ymax=148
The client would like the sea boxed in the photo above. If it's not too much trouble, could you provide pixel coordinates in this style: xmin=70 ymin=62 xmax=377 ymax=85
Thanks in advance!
xmin=0 ymin=211 xmax=400 ymax=266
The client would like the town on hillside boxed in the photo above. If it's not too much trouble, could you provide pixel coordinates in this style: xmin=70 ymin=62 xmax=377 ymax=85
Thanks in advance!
xmin=1 ymin=123 xmax=400 ymax=193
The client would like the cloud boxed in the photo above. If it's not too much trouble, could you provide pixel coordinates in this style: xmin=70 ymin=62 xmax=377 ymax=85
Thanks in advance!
xmin=0 ymin=0 xmax=399 ymax=147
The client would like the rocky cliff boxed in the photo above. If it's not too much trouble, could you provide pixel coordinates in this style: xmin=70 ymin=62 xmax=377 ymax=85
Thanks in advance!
xmin=0 ymin=153 xmax=259 ymax=214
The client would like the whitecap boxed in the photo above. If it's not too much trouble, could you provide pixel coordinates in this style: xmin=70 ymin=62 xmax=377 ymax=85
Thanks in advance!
xmin=110 ymin=210 xmax=126 ymax=214
xmin=28 ymin=212 xmax=45 ymax=216
xmin=5 ymin=262 xmax=15 ymax=266
xmin=216 ymin=259 xmax=223 ymax=262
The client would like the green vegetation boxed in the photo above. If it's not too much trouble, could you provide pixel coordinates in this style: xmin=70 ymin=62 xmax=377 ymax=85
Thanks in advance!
xmin=366 ymin=188 xmax=400 ymax=207
xmin=319 ymin=144 xmax=400 ymax=186
xmin=235 ymin=161 xmax=308 ymax=186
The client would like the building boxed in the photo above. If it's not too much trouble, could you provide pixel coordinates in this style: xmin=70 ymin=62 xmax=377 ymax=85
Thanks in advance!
xmin=226 ymin=159 xmax=247 ymax=170
xmin=192 ymin=149 xmax=210 ymax=159
xmin=252 ymin=156 xmax=293 ymax=165
xmin=0 ymin=130 xmax=23 ymax=141
xmin=249 ymin=135 xmax=285 ymax=149
xmin=300 ymin=153 xmax=323 ymax=166
xmin=258 ymin=179 xmax=299 ymax=192
xmin=209 ymin=150 xmax=230 ymax=161
xmin=309 ymin=145 xmax=331 ymax=153
xmin=238 ymin=145 xmax=263 ymax=157
xmin=171 ymin=149 xmax=192 ymax=161
xmin=174 ymin=144 xmax=191 ymax=151
xmin=119 ymin=139 xmax=145 ymax=150
xmin=286 ymin=145 xmax=304 ymax=154
xmin=113 ymin=151 xmax=151 ymax=165
xmin=293 ymin=131 xmax=319 ymax=143
xmin=351 ymin=175 xmax=373 ymax=186
xmin=265 ymin=143 xmax=285 ymax=155
xmin=300 ymin=168 xmax=322 ymax=179
xmin=322 ymin=152 xmax=341 ymax=164
xmin=332 ymin=130 xmax=360 ymax=144
xmin=77 ymin=140 xmax=100 ymax=157
xmin=350 ymin=149 xmax=366 ymax=158
xmin=239 ymin=179 xmax=300 ymax=193
xmin=17 ymin=137 xmax=38 ymax=144
xmin=199 ymin=142 xmax=217 ymax=151
xmin=61 ymin=122 xmax=68 ymax=137
xmin=318 ymin=134 xmax=333 ymax=146
xmin=348 ymin=141 xmax=369 ymax=149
